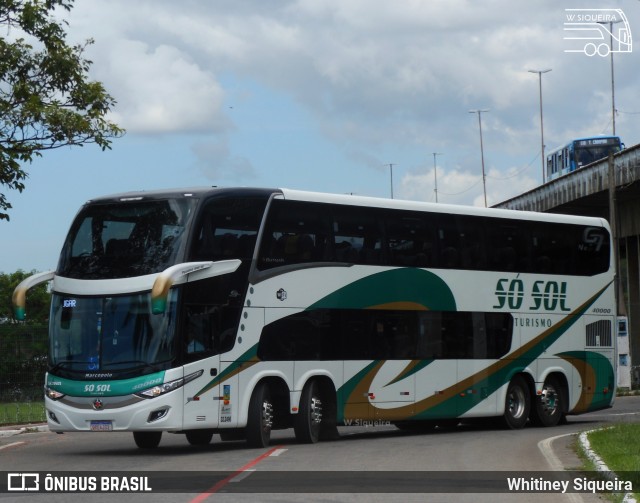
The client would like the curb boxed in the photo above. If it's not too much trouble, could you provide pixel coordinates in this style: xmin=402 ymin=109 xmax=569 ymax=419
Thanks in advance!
xmin=579 ymin=429 xmax=637 ymax=503
xmin=0 ymin=424 xmax=49 ymax=438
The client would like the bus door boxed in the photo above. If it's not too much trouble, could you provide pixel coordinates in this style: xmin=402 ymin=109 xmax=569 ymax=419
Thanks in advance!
xmin=180 ymin=303 xmax=234 ymax=430
xmin=182 ymin=354 xmax=220 ymax=430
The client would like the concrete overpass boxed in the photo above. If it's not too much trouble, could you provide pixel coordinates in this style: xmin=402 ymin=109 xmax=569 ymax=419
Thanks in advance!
xmin=495 ymin=143 xmax=640 ymax=389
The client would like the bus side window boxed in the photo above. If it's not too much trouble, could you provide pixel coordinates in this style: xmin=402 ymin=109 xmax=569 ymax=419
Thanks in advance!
xmin=257 ymin=200 xmax=331 ymax=269
xmin=332 ymin=207 xmax=383 ymax=265
xmin=185 ymin=306 xmax=212 ymax=355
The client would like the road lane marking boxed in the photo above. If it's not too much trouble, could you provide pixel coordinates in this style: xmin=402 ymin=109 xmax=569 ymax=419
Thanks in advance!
xmin=230 ymin=469 xmax=255 ymax=483
xmin=189 ymin=445 xmax=285 ymax=502
xmin=0 ymin=441 xmax=25 ymax=450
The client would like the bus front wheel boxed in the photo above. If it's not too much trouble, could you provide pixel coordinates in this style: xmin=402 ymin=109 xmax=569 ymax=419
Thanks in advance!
xmin=294 ymin=380 xmax=323 ymax=443
xmin=503 ymin=376 xmax=530 ymax=429
xmin=185 ymin=429 xmax=213 ymax=446
xmin=133 ymin=431 xmax=162 ymax=449
xmin=246 ymin=382 xmax=273 ymax=448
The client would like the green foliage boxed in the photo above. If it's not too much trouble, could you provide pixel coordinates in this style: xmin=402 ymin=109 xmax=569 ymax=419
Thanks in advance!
xmin=0 ymin=269 xmax=51 ymax=322
xmin=0 ymin=0 xmax=124 ymax=220
xmin=0 ymin=401 xmax=46 ymax=425
xmin=588 ymin=424 xmax=640 ymax=473
xmin=583 ymin=424 xmax=640 ymax=501
xmin=0 ymin=323 xmax=48 ymax=404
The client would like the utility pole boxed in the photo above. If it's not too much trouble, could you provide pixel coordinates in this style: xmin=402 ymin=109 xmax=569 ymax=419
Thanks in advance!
xmin=469 ymin=109 xmax=489 ymax=207
xmin=528 ymin=69 xmax=552 ymax=184
xmin=387 ymin=163 xmax=395 ymax=199
xmin=432 ymin=153 xmax=443 ymax=202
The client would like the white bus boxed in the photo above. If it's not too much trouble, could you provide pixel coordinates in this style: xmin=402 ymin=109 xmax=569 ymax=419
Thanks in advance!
xmin=13 ymin=187 xmax=616 ymax=448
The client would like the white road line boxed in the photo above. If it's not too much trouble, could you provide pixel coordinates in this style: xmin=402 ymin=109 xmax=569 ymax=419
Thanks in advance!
xmin=230 ymin=469 xmax=256 ymax=483
xmin=0 ymin=441 xmax=25 ymax=450
xmin=269 ymin=448 xmax=288 ymax=456
xmin=538 ymin=433 xmax=584 ymax=503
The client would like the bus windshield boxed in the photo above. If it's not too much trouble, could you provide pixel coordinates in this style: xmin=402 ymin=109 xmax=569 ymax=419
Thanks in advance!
xmin=58 ymin=198 xmax=197 ymax=279
xmin=574 ymin=141 xmax=621 ymax=167
xmin=49 ymin=292 xmax=178 ymax=376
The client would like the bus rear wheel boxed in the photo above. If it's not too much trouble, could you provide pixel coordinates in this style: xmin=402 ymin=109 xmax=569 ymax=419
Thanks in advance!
xmin=503 ymin=376 xmax=530 ymax=429
xmin=531 ymin=376 xmax=565 ymax=427
xmin=246 ymin=382 xmax=273 ymax=448
xmin=294 ymin=380 xmax=323 ymax=444
xmin=133 ymin=431 xmax=162 ymax=449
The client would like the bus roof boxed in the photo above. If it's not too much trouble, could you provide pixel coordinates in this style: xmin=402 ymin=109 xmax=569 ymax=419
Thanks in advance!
xmin=279 ymin=188 xmax=609 ymax=228
xmin=83 ymin=186 xmax=278 ymax=204
xmin=81 ymin=186 xmax=609 ymax=230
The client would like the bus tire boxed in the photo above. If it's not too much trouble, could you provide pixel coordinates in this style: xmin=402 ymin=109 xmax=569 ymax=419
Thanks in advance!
xmin=503 ymin=375 xmax=530 ymax=429
xmin=185 ymin=429 xmax=213 ymax=445
xmin=133 ymin=431 xmax=162 ymax=449
xmin=246 ymin=382 xmax=273 ymax=448
xmin=294 ymin=380 xmax=323 ymax=444
xmin=530 ymin=376 xmax=565 ymax=427
xmin=219 ymin=428 xmax=245 ymax=441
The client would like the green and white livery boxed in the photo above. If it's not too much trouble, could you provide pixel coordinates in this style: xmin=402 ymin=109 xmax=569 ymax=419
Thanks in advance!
xmin=14 ymin=187 xmax=615 ymax=448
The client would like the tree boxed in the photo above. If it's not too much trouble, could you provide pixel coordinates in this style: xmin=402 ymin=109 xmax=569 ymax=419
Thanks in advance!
xmin=0 ymin=0 xmax=124 ymax=220
xmin=0 ymin=269 xmax=50 ymax=323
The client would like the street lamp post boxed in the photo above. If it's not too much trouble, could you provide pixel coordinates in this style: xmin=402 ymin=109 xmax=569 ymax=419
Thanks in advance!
xmin=599 ymin=20 xmax=623 ymax=136
xmin=469 ymin=109 xmax=489 ymax=207
xmin=387 ymin=163 xmax=395 ymax=199
xmin=528 ymin=69 xmax=552 ymax=184
xmin=432 ymin=152 xmax=443 ymax=202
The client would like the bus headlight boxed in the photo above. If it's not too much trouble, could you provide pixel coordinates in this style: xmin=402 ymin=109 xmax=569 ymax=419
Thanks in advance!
xmin=45 ymin=387 xmax=65 ymax=400
xmin=135 ymin=370 xmax=203 ymax=399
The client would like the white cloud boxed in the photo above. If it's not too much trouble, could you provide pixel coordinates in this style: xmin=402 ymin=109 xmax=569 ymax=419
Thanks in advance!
xmin=191 ymin=137 xmax=256 ymax=181
xmin=62 ymin=0 xmax=640 ymax=202
xmin=399 ymin=162 xmax=539 ymax=208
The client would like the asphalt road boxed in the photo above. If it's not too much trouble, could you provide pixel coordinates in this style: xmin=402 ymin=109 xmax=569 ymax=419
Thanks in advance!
xmin=1 ymin=395 xmax=639 ymax=503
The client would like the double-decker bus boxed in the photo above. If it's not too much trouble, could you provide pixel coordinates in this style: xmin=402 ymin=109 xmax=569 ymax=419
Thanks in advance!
xmin=546 ymin=136 xmax=623 ymax=181
xmin=13 ymin=187 xmax=616 ymax=449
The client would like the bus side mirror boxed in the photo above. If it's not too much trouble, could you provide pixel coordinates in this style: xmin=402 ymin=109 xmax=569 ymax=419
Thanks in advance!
xmin=150 ymin=260 xmax=241 ymax=314
xmin=12 ymin=271 xmax=55 ymax=321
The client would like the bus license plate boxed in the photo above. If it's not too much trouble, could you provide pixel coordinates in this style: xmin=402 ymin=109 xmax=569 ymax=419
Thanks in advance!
xmin=90 ymin=420 xmax=113 ymax=432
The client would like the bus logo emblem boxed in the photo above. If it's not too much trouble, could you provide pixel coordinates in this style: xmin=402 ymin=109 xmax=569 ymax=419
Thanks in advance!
xmin=92 ymin=399 xmax=104 ymax=410
xmin=276 ymin=288 xmax=287 ymax=301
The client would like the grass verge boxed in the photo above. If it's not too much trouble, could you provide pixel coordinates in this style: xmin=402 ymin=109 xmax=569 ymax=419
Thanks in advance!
xmin=0 ymin=401 xmax=46 ymax=426
xmin=583 ymin=423 xmax=640 ymax=502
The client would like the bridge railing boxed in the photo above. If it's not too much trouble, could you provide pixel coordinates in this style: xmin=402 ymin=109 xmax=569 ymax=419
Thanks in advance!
xmin=496 ymin=143 xmax=640 ymax=212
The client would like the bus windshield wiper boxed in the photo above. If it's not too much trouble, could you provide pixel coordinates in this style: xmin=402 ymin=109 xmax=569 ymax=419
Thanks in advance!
xmin=102 ymin=360 xmax=161 ymax=372
xmin=49 ymin=360 xmax=78 ymax=373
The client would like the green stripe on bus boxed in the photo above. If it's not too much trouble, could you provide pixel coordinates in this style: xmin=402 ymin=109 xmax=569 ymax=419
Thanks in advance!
xmin=307 ymin=268 xmax=457 ymax=312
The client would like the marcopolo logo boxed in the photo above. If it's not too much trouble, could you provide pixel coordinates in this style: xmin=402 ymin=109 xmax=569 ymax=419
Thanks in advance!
xmin=564 ymin=8 xmax=633 ymax=57
xmin=494 ymin=279 xmax=571 ymax=312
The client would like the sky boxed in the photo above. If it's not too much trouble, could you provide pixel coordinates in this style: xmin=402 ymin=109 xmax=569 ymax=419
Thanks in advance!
xmin=2 ymin=0 xmax=640 ymax=274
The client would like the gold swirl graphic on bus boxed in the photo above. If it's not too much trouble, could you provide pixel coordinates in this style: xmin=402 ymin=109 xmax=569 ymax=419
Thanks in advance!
xmin=384 ymin=359 xmax=434 ymax=387
xmin=558 ymin=351 xmax=614 ymax=414
xmin=341 ymin=283 xmax=611 ymax=421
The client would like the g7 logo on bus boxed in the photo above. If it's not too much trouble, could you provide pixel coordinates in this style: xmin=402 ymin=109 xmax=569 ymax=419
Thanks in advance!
xmin=493 ymin=279 xmax=571 ymax=312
